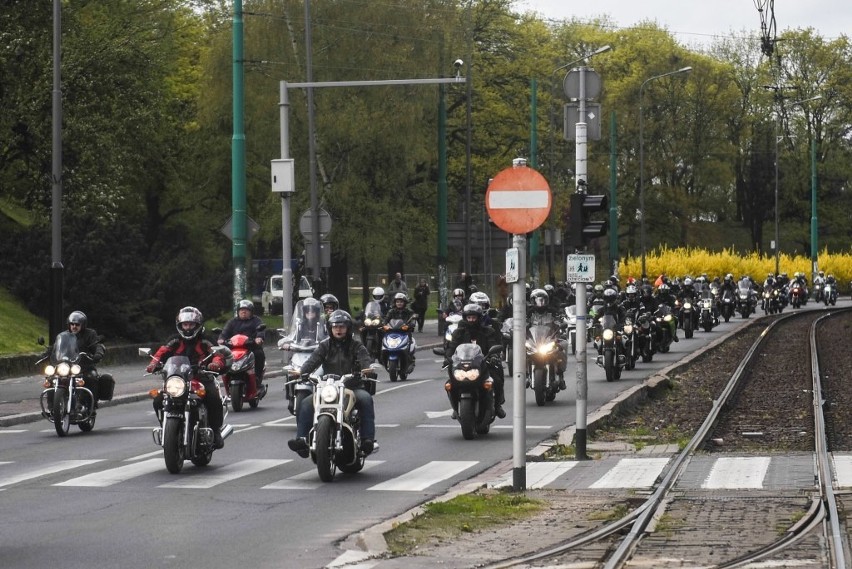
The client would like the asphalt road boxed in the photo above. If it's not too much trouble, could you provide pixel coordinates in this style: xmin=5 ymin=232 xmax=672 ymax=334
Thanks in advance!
xmin=0 ymin=310 xmax=795 ymax=569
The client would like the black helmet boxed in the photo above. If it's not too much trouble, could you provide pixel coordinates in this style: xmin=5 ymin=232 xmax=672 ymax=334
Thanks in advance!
xmin=320 ymin=293 xmax=339 ymax=312
xmin=462 ymin=303 xmax=483 ymax=322
xmin=67 ymin=311 xmax=87 ymax=331
xmin=326 ymin=309 xmax=353 ymax=336
xmin=237 ymin=299 xmax=254 ymax=313
xmin=603 ymin=288 xmax=618 ymax=304
xmin=176 ymin=306 xmax=203 ymax=340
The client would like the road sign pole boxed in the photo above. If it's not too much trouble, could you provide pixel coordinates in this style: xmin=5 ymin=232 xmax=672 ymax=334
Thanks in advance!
xmin=511 ymin=233 xmax=527 ymax=491
xmin=575 ymin=281 xmax=589 ymax=460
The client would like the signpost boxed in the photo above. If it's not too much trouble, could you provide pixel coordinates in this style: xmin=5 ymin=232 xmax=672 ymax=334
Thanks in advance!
xmin=486 ymin=162 xmax=551 ymax=491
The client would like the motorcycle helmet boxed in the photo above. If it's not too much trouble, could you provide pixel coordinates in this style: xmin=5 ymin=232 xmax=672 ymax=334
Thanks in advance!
xmin=544 ymin=283 xmax=555 ymax=295
xmin=724 ymin=273 xmax=733 ymax=283
xmin=237 ymin=299 xmax=254 ymax=314
xmin=819 ymin=271 xmax=825 ymax=278
xmin=625 ymin=285 xmax=638 ymax=300
xmin=683 ymin=277 xmax=693 ymax=287
xmin=461 ymin=303 xmax=483 ymax=324
xmin=67 ymin=311 xmax=87 ymax=331
xmin=658 ymin=283 xmax=671 ymax=295
xmin=320 ymin=293 xmax=339 ymax=312
xmin=469 ymin=291 xmax=490 ymax=310
xmin=372 ymin=287 xmax=385 ymax=301
xmin=603 ymin=287 xmax=618 ymax=304
xmin=530 ymin=288 xmax=548 ymax=308
xmin=302 ymin=297 xmax=322 ymax=319
xmin=593 ymin=284 xmax=604 ymax=297
xmin=393 ymin=292 xmax=408 ymax=307
xmin=452 ymin=288 xmax=465 ymax=300
xmin=176 ymin=306 xmax=203 ymax=340
xmin=326 ymin=309 xmax=354 ymax=337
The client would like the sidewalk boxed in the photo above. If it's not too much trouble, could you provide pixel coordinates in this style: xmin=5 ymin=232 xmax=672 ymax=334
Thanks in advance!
xmin=0 ymin=319 xmax=443 ymax=427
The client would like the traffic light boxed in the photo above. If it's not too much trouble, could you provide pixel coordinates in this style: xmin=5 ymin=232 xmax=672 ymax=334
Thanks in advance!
xmin=568 ymin=192 xmax=608 ymax=249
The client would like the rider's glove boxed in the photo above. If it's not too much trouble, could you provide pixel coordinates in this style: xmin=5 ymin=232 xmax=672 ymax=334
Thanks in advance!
xmin=146 ymin=358 xmax=160 ymax=373
xmin=207 ymin=362 xmax=222 ymax=373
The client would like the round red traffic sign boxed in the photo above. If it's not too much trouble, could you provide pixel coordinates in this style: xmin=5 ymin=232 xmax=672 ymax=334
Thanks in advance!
xmin=485 ymin=166 xmax=552 ymax=234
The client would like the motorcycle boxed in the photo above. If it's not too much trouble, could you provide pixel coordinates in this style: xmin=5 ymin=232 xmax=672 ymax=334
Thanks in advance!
xmin=653 ymin=305 xmax=675 ymax=354
xmin=824 ymin=282 xmax=837 ymax=306
xmin=358 ymin=300 xmax=385 ymax=361
xmin=634 ymin=309 xmax=657 ymax=363
xmin=36 ymin=332 xmax=113 ymax=437
xmin=499 ymin=315 xmax=513 ymax=370
xmin=762 ymin=287 xmax=782 ymax=315
xmin=433 ymin=312 xmax=463 ymax=358
xmin=677 ymin=297 xmax=697 ymax=339
xmin=445 ymin=343 xmax=502 ymax=440
xmin=594 ymin=311 xmax=626 ymax=382
xmin=526 ymin=313 xmax=567 ymax=405
xmin=736 ymin=281 xmax=755 ymax=318
xmin=813 ymin=281 xmax=824 ymax=303
xmin=380 ymin=318 xmax=416 ymax=382
xmin=564 ymin=305 xmax=593 ymax=355
xmin=141 ymin=349 xmax=232 ymax=474
xmin=216 ymin=325 xmax=267 ymax=412
xmin=620 ymin=314 xmax=638 ymax=371
xmin=790 ymin=283 xmax=805 ymax=309
xmin=698 ymin=291 xmax=716 ymax=332
xmin=295 ymin=369 xmax=378 ymax=482
xmin=719 ymin=288 xmax=735 ymax=322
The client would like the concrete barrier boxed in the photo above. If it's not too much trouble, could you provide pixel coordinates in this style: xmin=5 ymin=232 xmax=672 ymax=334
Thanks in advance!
xmin=0 ymin=343 xmax=151 ymax=381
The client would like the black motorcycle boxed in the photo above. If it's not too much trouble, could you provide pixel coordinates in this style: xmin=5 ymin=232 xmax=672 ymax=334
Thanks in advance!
xmin=141 ymin=349 xmax=232 ymax=474
xmin=445 ymin=343 xmax=502 ymax=440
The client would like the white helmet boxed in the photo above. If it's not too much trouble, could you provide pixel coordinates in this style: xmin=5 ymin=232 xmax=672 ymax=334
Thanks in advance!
xmin=372 ymin=287 xmax=385 ymax=301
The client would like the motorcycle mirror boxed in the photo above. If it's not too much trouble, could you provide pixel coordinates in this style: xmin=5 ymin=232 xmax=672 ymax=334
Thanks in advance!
xmin=37 ymin=336 xmax=45 ymax=346
xmin=138 ymin=347 xmax=152 ymax=356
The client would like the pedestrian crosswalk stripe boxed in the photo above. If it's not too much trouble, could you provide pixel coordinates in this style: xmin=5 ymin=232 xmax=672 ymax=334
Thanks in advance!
xmin=702 ymin=456 xmax=770 ymax=489
xmin=0 ymin=460 xmax=103 ymax=488
xmin=590 ymin=458 xmax=670 ymax=489
xmin=55 ymin=458 xmax=163 ymax=487
xmin=368 ymin=460 xmax=477 ymax=492
xmin=833 ymin=454 xmax=852 ymax=487
xmin=158 ymin=459 xmax=289 ymax=489
xmin=489 ymin=461 xmax=578 ymax=489
xmin=262 ymin=461 xmax=385 ymax=490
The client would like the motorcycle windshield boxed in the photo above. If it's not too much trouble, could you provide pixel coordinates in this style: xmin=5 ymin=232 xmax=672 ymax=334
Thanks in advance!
xmin=527 ymin=324 xmax=556 ymax=345
xmin=737 ymin=282 xmax=751 ymax=293
xmin=50 ymin=331 xmax=80 ymax=364
xmin=281 ymin=300 xmax=328 ymax=345
xmin=364 ymin=300 xmax=383 ymax=319
xmin=500 ymin=317 xmax=513 ymax=333
xmin=600 ymin=314 xmax=618 ymax=331
xmin=163 ymin=355 xmax=192 ymax=378
xmin=452 ymin=343 xmax=484 ymax=366
xmin=564 ymin=305 xmax=577 ymax=325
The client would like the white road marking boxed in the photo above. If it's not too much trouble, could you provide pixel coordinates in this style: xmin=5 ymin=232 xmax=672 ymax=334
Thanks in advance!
xmin=702 ymin=456 xmax=770 ymax=489
xmin=368 ymin=460 xmax=477 ymax=492
xmin=489 ymin=461 xmax=578 ymax=489
xmin=262 ymin=461 xmax=384 ymax=490
xmin=158 ymin=459 xmax=288 ymax=489
xmin=55 ymin=458 xmax=163 ymax=487
xmin=0 ymin=460 xmax=103 ymax=488
xmin=590 ymin=458 xmax=670 ymax=489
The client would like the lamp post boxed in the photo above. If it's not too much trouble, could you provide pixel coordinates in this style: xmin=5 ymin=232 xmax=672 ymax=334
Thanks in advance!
xmin=639 ymin=66 xmax=692 ymax=280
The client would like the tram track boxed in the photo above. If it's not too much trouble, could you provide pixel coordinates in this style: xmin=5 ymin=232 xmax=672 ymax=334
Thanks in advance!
xmin=483 ymin=307 xmax=852 ymax=569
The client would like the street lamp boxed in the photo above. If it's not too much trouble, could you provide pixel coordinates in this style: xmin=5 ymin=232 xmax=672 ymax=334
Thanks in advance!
xmin=639 ymin=66 xmax=692 ymax=280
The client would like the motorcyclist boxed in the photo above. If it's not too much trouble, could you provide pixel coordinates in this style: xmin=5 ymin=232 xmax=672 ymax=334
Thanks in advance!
xmin=383 ymin=293 xmax=417 ymax=373
xmin=655 ymin=283 xmax=679 ymax=342
xmin=599 ymin=287 xmax=627 ymax=325
xmin=278 ymin=298 xmax=324 ymax=349
xmin=469 ymin=291 xmax=500 ymax=332
xmin=790 ymin=272 xmax=809 ymax=303
xmin=218 ymin=299 xmax=266 ymax=391
xmin=677 ymin=277 xmax=699 ymax=329
xmin=287 ymin=310 xmax=377 ymax=457
xmin=528 ymin=288 xmax=568 ymax=388
xmin=57 ymin=311 xmax=105 ymax=411
xmin=620 ymin=284 xmax=642 ymax=316
xmin=443 ymin=303 xmax=506 ymax=419
xmin=813 ymin=271 xmax=826 ymax=302
xmin=371 ymin=287 xmax=390 ymax=316
xmin=146 ymin=306 xmax=227 ymax=449
xmin=320 ymin=293 xmax=339 ymax=321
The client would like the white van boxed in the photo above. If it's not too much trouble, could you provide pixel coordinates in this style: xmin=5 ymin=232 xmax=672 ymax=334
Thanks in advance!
xmin=262 ymin=275 xmax=313 ymax=315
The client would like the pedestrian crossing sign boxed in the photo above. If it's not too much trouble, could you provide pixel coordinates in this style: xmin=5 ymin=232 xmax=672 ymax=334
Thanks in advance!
xmin=566 ymin=254 xmax=595 ymax=283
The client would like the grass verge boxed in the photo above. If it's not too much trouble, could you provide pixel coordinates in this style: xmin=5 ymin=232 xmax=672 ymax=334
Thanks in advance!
xmin=383 ymin=489 xmax=544 ymax=556
xmin=0 ymin=288 xmax=48 ymax=355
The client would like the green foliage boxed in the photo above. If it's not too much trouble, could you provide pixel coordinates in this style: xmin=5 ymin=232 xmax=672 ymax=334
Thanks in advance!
xmin=0 ymin=288 xmax=48 ymax=355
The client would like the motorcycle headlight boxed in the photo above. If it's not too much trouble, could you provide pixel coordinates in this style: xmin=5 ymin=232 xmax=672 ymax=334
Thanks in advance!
xmin=45 ymin=365 xmax=56 ymax=376
xmin=453 ymin=368 xmax=480 ymax=381
xmin=683 ymin=302 xmax=692 ymax=310
xmin=537 ymin=341 xmax=556 ymax=355
xmin=367 ymin=318 xmax=379 ymax=326
xmin=623 ymin=324 xmax=633 ymax=335
xmin=320 ymin=384 xmax=339 ymax=403
xmin=71 ymin=364 xmax=81 ymax=375
xmin=602 ymin=329 xmax=615 ymax=341
xmin=56 ymin=362 xmax=71 ymax=376
xmin=663 ymin=314 xmax=672 ymax=322
xmin=165 ymin=376 xmax=188 ymax=397
xmin=386 ymin=336 xmax=402 ymax=349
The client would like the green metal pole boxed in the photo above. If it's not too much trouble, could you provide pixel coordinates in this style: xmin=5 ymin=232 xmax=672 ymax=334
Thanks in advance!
xmin=232 ymin=0 xmax=247 ymax=306
xmin=609 ymin=111 xmax=618 ymax=276
xmin=529 ymin=78 xmax=540 ymax=286
xmin=438 ymin=85 xmax=449 ymax=320
xmin=810 ymin=136 xmax=818 ymax=276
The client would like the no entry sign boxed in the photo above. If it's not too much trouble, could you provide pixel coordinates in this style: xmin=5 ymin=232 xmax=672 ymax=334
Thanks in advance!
xmin=485 ymin=165 xmax=552 ymax=234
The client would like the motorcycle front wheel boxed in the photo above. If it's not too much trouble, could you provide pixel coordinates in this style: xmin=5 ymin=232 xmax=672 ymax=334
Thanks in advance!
xmin=163 ymin=417 xmax=186 ymax=474
xmin=315 ymin=415 xmax=337 ymax=482
xmin=458 ymin=398 xmax=476 ymax=440
xmin=53 ymin=390 xmax=70 ymax=437
xmin=230 ymin=383 xmax=244 ymax=412
xmin=533 ymin=367 xmax=547 ymax=407
xmin=604 ymin=350 xmax=617 ymax=382
xmin=387 ymin=359 xmax=399 ymax=382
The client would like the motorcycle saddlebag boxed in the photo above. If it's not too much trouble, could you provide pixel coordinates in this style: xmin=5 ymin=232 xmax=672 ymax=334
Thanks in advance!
xmin=98 ymin=373 xmax=116 ymax=401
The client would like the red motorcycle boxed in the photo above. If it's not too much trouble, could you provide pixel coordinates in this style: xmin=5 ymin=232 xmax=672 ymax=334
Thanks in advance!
xmin=220 ymin=327 xmax=267 ymax=412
